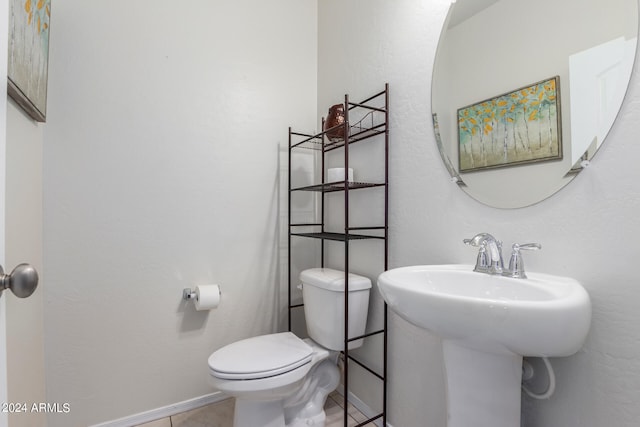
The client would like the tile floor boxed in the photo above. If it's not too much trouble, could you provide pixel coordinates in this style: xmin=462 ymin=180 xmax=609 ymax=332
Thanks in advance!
xmin=136 ymin=392 xmax=367 ymax=427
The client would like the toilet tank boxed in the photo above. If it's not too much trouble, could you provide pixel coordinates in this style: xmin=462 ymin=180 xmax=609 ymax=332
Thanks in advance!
xmin=300 ymin=268 xmax=371 ymax=351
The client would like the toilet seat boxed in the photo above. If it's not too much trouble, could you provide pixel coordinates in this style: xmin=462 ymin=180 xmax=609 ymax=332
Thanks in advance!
xmin=209 ymin=332 xmax=313 ymax=380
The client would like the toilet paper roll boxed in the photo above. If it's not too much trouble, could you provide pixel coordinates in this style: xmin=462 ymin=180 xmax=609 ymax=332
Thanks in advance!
xmin=195 ymin=285 xmax=221 ymax=311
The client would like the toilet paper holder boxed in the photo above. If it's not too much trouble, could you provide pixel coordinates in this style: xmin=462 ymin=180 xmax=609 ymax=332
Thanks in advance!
xmin=183 ymin=288 xmax=197 ymax=300
xmin=182 ymin=286 xmax=222 ymax=300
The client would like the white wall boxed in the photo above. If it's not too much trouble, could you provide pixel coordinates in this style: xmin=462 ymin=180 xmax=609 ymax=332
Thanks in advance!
xmin=42 ymin=1 xmax=317 ymax=426
xmin=6 ymin=101 xmax=46 ymax=427
xmin=318 ymin=1 xmax=640 ymax=426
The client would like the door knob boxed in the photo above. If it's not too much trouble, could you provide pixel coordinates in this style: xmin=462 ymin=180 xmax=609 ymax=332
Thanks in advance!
xmin=0 ymin=264 xmax=39 ymax=298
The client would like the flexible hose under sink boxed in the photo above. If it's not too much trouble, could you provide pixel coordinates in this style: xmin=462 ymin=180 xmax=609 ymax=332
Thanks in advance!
xmin=522 ymin=357 xmax=556 ymax=400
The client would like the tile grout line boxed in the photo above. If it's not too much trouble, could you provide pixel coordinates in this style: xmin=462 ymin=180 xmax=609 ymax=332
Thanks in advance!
xmin=138 ymin=393 xmax=366 ymax=427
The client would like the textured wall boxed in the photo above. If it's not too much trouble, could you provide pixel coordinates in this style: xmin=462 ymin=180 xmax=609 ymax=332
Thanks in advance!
xmin=318 ymin=0 xmax=640 ymax=426
xmin=42 ymin=1 xmax=317 ymax=425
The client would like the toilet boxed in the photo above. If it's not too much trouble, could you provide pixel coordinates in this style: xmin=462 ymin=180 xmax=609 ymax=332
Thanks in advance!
xmin=208 ymin=268 xmax=372 ymax=427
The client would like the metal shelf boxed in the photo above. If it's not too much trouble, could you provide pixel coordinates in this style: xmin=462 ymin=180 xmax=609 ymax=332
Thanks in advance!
xmin=290 ymin=91 xmax=388 ymax=153
xmin=290 ymin=231 xmax=385 ymax=241
xmin=288 ymin=84 xmax=389 ymax=427
xmin=290 ymin=127 xmax=386 ymax=151
xmin=292 ymin=181 xmax=385 ymax=193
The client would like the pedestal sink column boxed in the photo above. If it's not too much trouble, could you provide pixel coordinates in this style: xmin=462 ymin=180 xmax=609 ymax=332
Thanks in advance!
xmin=442 ymin=341 xmax=523 ymax=427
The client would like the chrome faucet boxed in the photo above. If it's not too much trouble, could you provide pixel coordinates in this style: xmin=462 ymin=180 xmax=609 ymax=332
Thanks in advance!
xmin=463 ymin=233 xmax=504 ymax=275
xmin=464 ymin=233 xmax=542 ymax=278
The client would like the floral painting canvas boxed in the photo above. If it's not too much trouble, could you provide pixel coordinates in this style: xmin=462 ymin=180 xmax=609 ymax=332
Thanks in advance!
xmin=457 ymin=77 xmax=562 ymax=173
xmin=8 ymin=0 xmax=52 ymax=122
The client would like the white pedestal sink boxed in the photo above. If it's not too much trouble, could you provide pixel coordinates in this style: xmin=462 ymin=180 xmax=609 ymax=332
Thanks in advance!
xmin=378 ymin=264 xmax=591 ymax=427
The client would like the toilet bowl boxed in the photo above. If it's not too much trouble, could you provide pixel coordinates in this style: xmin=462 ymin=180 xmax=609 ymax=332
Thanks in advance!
xmin=208 ymin=268 xmax=372 ymax=427
xmin=209 ymin=333 xmax=340 ymax=427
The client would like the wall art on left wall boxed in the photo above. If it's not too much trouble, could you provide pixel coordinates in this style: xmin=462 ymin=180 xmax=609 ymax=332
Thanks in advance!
xmin=8 ymin=0 xmax=52 ymax=122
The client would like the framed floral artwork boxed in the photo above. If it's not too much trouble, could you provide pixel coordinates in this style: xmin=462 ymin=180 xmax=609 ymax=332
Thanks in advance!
xmin=457 ymin=77 xmax=562 ymax=172
xmin=8 ymin=0 xmax=52 ymax=122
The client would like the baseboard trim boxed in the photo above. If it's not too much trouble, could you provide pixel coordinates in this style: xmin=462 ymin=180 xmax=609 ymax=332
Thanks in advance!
xmin=90 ymin=391 xmax=228 ymax=427
xmin=90 ymin=388 xmax=393 ymax=427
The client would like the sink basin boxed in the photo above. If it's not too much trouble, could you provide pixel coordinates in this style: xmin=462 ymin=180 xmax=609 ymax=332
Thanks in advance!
xmin=377 ymin=264 xmax=591 ymax=356
xmin=377 ymin=264 xmax=591 ymax=427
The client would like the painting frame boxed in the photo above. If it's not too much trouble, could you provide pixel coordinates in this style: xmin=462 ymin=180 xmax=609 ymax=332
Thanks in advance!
xmin=457 ymin=76 xmax=562 ymax=173
xmin=7 ymin=0 xmax=52 ymax=123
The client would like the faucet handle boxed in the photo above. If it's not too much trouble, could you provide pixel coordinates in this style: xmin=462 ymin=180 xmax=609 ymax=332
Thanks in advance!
xmin=505 ymin=243 xmax=541 ymax=279
xmin=514 ymin=243 xmax=542 ymax=252
xmin=464 ymin=233 xmax=504 ymax=274
xmin=464 ymin=238 xmax=490 ymax=273
xmin=473 ymin=243 xmax=490 ymax=272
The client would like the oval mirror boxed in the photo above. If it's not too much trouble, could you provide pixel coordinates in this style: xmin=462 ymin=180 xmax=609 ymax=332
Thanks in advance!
xmin=432 ymin=0 xmax=638 ymax=208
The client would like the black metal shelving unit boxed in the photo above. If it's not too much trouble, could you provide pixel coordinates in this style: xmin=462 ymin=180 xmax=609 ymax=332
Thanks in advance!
xmin=288 ymin=84 xmax=389 ymax=427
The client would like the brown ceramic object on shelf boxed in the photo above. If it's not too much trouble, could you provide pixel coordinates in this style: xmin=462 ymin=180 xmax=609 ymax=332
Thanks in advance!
xmin=324 ymin=103 xmax=345 ymax=141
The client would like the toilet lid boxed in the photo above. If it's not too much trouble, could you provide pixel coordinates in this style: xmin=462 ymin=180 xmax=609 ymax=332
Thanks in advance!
xmin=208 ymin=332 xmax=313 ymax=380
